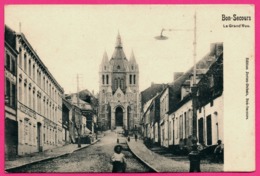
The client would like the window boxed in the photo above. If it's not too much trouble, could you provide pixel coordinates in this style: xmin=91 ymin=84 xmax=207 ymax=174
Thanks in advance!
xmin=134 ymin=75 xmax=136 ymax=84
xmin=102 ymin=75 xmax=105 ymax=84
xmin=115 ymin=79 xmax=118 ymax=89
xmin=33 ymin=91 xmax=35 ymax=110
xmin=130 ymin=75 xmax=132 ymax=84
xmin=117 ymin=65 xmax=120 ymax=69
xmin=11 ymin=59 xmax=15 ymax=75
xmin=29 ymin=60 xmax=31 ymax=77
xmin=33 ymin=65 xmax=35 ymax=81
xmin=19 ymin=80 xmax=22 ymax=102
xmin=5 ymin=79 xmax=10 ymax=106
xmin=120 ymin=79 xmax=124 ymax=89
xmin=19 ymin=48 xmax=22 ymax=67
xmin=24 ymin=54 xmax=27 ymax=73
xmin=28 ymin=87 xmax=31 ymax=108
xmin=43 ymin=77 xmax=45 ymax=91
xmin=6 ymin=54 xmax=10 ymax=70
xmin=24 ymin=84 xmax=27 ymax=106
xmin=106 ymin=75 xmax=109 ymax=84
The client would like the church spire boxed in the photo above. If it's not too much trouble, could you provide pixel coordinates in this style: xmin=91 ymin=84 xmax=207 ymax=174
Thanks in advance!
xmin=115 ymin=32 xmax=122 ymax=48
xmin=129 ymin=49 xmax=136 ymax=63
xmin=102 ymin=51 xmax=109 ymax=63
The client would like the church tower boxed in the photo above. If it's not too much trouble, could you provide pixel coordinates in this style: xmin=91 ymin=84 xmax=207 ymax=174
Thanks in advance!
xmin=98 ymin=33 xmax=140 ymax=131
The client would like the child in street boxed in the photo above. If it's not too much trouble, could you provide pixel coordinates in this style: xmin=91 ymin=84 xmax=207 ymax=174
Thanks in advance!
xmin=111 ymin=145 xmax=127 ymax=172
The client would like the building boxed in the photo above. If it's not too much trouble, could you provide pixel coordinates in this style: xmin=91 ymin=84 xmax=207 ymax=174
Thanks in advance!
xmin=159 ymin=43 xmax=223 ymax=151
xmin=98 ymin=33 xmax=140 ymax=131
xmin=13 ymin=27 xmax=64 ymax=155
xmin=5 ymin=26 xmax=19 ymax=160
xmin=140 ymin=83 xmax=166 ymax=144
xmin=62 ymin=98 xmax=72 ymax=144
xmin=65 ymin=92 xmax=96 ymax=143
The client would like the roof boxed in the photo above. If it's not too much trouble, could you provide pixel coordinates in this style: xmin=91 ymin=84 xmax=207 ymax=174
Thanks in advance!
xmin=5 ymin=25 xmax=17 ymax=50
xmin=141 ymin=83 xmax=167 ymax=108
xmin=109 ymin=33 xmax=128 ymax=72
xmin=166 ymin=43 xmax=223 ymax=114
xmin=17 ymin=33 xmax=64 ymax=93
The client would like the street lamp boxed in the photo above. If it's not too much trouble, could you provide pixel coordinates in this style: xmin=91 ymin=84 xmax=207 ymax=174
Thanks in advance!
xmin=155 ymin=12 xmax=198 ymax=139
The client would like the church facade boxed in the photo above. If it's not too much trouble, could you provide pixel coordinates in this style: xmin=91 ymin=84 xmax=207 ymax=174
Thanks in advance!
xmin=98 ymin=34 xmax=140 ymax=131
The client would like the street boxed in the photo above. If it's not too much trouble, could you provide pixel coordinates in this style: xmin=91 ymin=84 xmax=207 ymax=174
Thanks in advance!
xmin=9 ymin=131 xmax=152 ymax=173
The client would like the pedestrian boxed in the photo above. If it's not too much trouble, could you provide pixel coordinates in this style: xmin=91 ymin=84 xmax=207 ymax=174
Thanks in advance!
xmin=111 ymin=145 xmax=127 ymax=172
xmin=134 ymin=134 xmax=138 ymax=141
xmin=213 ymin=140 xmax=224 ymax=163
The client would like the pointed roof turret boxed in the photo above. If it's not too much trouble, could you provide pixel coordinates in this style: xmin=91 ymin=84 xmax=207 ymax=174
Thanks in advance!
xmin=102 ymin=51 xmax=109 ymax=63
xmin=129 ymin=50 xmax=136 ymax=63
xmin=115 ymin=32 xmax=122 ymax=48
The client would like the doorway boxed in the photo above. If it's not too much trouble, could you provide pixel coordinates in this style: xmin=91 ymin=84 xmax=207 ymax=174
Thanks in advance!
xmin=37 ymin=122 xmax=42 ymax=152
xmin=115 ymin=107 xmax=123 ymax=126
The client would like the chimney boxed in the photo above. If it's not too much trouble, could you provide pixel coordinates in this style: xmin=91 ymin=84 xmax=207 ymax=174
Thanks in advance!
xmin=173 ymin=72 xmax=184 ymax=81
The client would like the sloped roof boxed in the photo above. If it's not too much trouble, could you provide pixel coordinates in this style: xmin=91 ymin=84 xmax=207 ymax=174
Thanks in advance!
xmin=5 ymin=25 xmax=17 ymax=50
xmin=141 ymin=83 xmax=167 ymax=108
xmin=166 ymin=43 xmax=223 ymax=114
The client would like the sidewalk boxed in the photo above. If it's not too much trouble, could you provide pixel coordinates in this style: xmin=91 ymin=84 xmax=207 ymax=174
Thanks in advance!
xmin=127 ymin=138 xmax=223 ymax=172
xmin=5 ymin=139 xmax=99 ymax=171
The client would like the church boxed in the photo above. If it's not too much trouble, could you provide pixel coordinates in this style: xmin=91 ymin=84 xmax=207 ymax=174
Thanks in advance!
xmin=98 ymin=33 xmax=140 ymax=131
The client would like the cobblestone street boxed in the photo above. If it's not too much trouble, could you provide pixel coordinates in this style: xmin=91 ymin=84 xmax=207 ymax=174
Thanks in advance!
xmin=8 ymin=131 xmax=152 ymax=173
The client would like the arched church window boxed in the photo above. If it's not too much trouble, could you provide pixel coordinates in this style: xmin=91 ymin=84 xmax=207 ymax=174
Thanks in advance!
xmin=102 ymin=75 xmax=105 ymax=84
xmin=117 ymin=65 xmax=120 ymax=69
xmin=106 ymin=75 xmax=109 ymax=84
xmin=115 ymin=79 xmax=118 ymax=89
xmin=132 ymin=65 xmax=134 ymax=70
xmin=130 ymin=75 xmax=132 ymax=84
xmin=120 ymin=79 xmax=124 ymax=90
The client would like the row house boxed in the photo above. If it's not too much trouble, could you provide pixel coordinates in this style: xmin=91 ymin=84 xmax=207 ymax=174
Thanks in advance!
xmin=164 ymin=43 xmax=223 ymax=151
xmin=5 ymin=26 xmax=19 ymax=159
xmin=142 ymin=43 xmax=223 ymax=154
xmin=62 ymin=98 xmax=72 ymax=144
xmin=140 ymin=83 xmax=166 ymax=139
xmin=7 ymin=26 xmax=65 ymax=155
xmin=65 ymin=93 xmax=97 ymax=143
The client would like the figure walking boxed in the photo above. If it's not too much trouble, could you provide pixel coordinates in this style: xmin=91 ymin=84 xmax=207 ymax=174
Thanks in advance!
xmin=135 ymin=134 xmax=138 ymax=141
xmin=111 ymin=145 xmax=127 ymax=172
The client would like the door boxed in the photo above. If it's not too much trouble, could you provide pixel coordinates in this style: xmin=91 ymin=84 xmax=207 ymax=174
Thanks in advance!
xmin=115 ymin=107 xmax=123 ymax=126
xmin=198 ymin=118 xmax=204 ymax=144
xmin=206 ymin=115 xmax=212 ymax=145
xmin=37 ymin=123 xmax=42 ymax=152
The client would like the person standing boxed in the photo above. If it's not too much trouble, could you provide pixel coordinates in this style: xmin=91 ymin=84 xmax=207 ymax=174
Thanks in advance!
xmin=111 ymin=145 xmax=127 ymax=172
xmin=135 ymin=134 xmax=138 ymax=141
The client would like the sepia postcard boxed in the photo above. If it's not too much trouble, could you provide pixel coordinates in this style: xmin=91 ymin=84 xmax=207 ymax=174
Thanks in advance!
xmin=3 ymin=4 xmax=255 ymax=173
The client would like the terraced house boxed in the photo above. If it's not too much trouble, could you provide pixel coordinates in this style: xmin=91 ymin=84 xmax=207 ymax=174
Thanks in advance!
xmin=5 ymin=25 xmax=65 ymax=155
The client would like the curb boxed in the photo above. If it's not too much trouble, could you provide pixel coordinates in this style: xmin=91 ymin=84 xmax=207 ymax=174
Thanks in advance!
xmin=126 ymin=141 xmax=159 ymax=173
xmin=5 ymin=139 xmax=100 ymax=172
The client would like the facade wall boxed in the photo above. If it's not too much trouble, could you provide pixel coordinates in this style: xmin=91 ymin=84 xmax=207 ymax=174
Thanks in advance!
xmin=160 ymin=88 xmax=169 ymax=147
xmin=5 ymin=42 xmax=18 ymax=159
xmin=197 ymin=95 xmax=223 ymax=146
xmin=98 ymin=35 xmax=140 ymax=131
xmin=171 ymin=100 xmax=193 ymax=146
xmin=16 ymin=35 xmax=64 ymax=155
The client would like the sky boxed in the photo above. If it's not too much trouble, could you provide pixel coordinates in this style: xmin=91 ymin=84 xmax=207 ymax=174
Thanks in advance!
xmin=5 ymin=5 xmax=225 ymax=94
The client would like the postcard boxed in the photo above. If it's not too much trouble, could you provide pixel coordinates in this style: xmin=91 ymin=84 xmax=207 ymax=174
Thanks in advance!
xmin=3 ymin=5 xmax=255 ymax=173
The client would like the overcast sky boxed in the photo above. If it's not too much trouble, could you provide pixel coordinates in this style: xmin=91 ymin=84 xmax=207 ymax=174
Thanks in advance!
xmin=5 ymin=5 xmax=225 ymax=94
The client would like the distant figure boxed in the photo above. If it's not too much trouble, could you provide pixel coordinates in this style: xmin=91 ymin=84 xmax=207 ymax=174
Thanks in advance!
xmin=214 ymin=140 xmax=224 ymax=163
xmin=135 ymin=134 xmax=138 ymax=141
xmin=111 ymin=145 xmax=126 ymax=172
